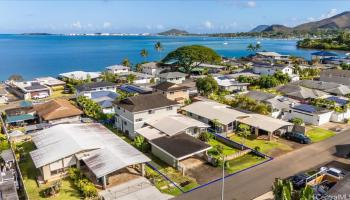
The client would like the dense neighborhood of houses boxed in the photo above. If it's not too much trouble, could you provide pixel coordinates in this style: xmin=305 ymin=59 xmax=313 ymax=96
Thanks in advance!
xmin=1 ymin=49 xmax=350 ymax=200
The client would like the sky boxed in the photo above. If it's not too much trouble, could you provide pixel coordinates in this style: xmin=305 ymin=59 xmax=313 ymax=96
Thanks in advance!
xmin=0 ymin=0 xmax=349 ymax=34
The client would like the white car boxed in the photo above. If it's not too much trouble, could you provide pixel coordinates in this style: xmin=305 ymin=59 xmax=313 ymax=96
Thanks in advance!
xmin=32 ymin=93 xmax=49 ymax=99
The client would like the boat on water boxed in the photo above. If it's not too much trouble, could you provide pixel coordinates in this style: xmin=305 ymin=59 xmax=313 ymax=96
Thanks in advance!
xmin=223 ymin=42 xmax=228 ymax=45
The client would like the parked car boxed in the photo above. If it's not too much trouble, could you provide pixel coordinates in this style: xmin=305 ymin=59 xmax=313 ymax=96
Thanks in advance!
xmin=320 ymin=167 xmax=345 ymax=179
xmin=290 ymin=173 xmax=309 ymax=189
xmin=32 ymin=93 xmax=49 ymax=99
xmin=285 ymin=132 xmax=311 ymax=144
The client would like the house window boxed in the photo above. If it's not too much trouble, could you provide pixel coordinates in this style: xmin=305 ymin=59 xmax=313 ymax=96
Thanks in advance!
xmin=51 ymin=168 xmax=64 ymax=176
xmin=123 ymin=121 xmax=127 ymax=125
xmin=135 ymin=118 xmax=143 ymax=122
xmin=148 ymin=110 xmax=155 ymax=114
xmin=166 ymin=106 xmax=173 ymax=111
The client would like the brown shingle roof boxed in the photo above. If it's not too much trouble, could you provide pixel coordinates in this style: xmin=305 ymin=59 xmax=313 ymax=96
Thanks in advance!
xmin=152 ymin=82 xmax=189 ymax=92
xmin=115 ymin=93 xmax=179 ymax=112
xmin=34 ymin=99 xmax=83 ymax=121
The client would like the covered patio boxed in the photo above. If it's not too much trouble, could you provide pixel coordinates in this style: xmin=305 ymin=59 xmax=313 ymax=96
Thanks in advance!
xmin=237 ymin=114 xmax=293 ymax=140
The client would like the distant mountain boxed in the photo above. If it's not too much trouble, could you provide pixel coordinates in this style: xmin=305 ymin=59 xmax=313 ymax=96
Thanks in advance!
xmin=250 ymin=25 xmax=269 ymax=32
xmin=262 ymin=24 xmax=292 ymax=32
xmin=294 ymin=11 xmax=350 ymax=31
xmin=158 ymin=29 xmax=189 ymax=36
xmin=251 ymin=11 xmax=350 ymax=33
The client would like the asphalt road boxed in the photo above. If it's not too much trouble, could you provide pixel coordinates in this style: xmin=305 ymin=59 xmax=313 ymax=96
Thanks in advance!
xmin=175 ymin=129 xmax=350 ymax=200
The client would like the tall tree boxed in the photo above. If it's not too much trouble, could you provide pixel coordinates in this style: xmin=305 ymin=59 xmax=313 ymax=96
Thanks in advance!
xmin=162 ymin=45 xmax=221 ymax=75
xmin=121 ymin=58 xmax=131 ymax=68
xmin=140 ymin=49 xmax=149 ymax=62
xmin=154 ymin=41 xmax=163 ymax=60
xmin=8 ymin=74 xmax=24 ymax=82
xmin=195 ymin=75 xmax=219 ymax=96
xmin=236 ymin=124 xmax=251 ymax=149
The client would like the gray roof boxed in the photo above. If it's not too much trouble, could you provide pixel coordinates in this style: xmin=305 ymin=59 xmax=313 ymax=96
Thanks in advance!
xmin=244 ymin=91 xmax=276 ymax=101
xmin=292 ymin=80 xmax=350 ymax=96
xmin=182 ymin=101 xmax=249 ymax=125
xmin=75 ymin=81 xmax=116 ymax=92
xmin=30 ymin=123 xmax=150 ymax=178
xmin=159 ymin=72 xmax=187 ymax=79
xmin=277 ymin=84 xmax=326 ymax=100
xmin=0 ymin=150 xmax=15 ymax=163
xmin=150 ymin=133 xmax=211 ymax=159
xmin=0 ymin=181 xmax=19 ymax=200
xmin=327 ymin=174 xmax=350 ymax=195
xmin=115 ymin=93 xmax=179 ymax=112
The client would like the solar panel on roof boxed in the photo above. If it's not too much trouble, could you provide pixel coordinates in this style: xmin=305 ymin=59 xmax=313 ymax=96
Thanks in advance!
xmin=326 ymin=96 xmax=348 ymax=106
xmin=293 ymin=104 xmax=317 ymax=113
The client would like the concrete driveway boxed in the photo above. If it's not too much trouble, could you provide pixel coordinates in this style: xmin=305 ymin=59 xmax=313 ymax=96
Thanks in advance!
xmin=175 ymin=128 xmax=350 ymax=200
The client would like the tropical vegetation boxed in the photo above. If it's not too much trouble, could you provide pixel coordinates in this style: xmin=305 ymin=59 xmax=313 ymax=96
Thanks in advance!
xmin=237 ymin=70 xmax=290 ymax=89
xmin=162 ymin=45 xmax=221 ymax=75
xmin=76 ymin=96 xmax=109 ymax=120
xmin=297 ymin=32 xmax=350 ymax=50
xmin=68 ymin=168 xmax=98 ymax=198
xmin=236 ymin=124 xmax=251 ymax=149
xmin=195 ymin=75 xmax=219 ymax=96
xmin=272 ymin=178 xmax=314 ymax=200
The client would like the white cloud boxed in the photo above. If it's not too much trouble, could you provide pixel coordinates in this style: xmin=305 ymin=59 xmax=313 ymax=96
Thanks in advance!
xmin=203 ymin=20 xmax=214 ymax=29
xmin=156 ymin=24 xmax=164 ymax=30
xmin=72 ymin=21 xmax=82 ymax=29
xmin=246 ymin=1 xmax=256 ymax=8
xmin=103 ymin=21 xmax=112 ymax=28
xmin=319 ymin=8 xmax=338 ymax=20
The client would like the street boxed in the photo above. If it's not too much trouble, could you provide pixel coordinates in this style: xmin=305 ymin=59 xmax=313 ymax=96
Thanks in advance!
xmin=175 ymin=129 xmax=350 ymax=200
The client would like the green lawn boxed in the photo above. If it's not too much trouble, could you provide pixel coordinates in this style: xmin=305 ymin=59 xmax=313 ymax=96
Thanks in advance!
xmin=17 ymin=142 xmax=81 ymax=200
xmin=306 ymin=127 xmax=335 ymax=143
xmin=226 ymin=154 xmax=267 ymax=174
xmin=229 ymin=135 xmax=293 ymax=156
xmin=208 ymin=139 xmax=240 ymax=157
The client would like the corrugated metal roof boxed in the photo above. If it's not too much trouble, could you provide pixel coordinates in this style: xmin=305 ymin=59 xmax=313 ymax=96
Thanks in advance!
xmin=30 ymin=123 xmax=150 ymax=178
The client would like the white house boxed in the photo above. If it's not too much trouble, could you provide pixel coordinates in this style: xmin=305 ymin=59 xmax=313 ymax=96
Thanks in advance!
xmin=286 ymin=104 xmax=333 ymax=126
xmin=75 ymin=81 xmax=117 ymax=98
xmin=158 ymin=72 xmax=187 ymax=84
xmin=114 ymin=93 xmax=181 ymax=138
xmin=252 ymin=63 xmax=293 ymax=76
xmin=106 ymin=65 xmax=130 ymax=74
xmin=214 ymin=76 xmax=249 ymax=92
xmin=59 ymin=71 xmax=101 ymax=81
xmin=6 ymin=81 xmax=51 ymax=100
xmin=141 ymin=62 xmax=167 ymax=76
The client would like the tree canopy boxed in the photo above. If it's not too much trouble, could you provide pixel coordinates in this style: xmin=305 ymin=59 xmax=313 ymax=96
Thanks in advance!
xmin=196 ymin=75 xmax=219 ymax=96
xmin=162 ymin=45 xmax=221 ymax=74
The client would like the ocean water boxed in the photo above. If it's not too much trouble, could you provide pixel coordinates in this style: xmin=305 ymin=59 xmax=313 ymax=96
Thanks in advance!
xmin=0 ymin=34 xmax=346 ymax=81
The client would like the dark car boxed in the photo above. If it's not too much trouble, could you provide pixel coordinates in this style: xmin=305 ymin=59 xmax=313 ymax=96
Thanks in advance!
xmin=285 ymin=132 xmax=311 ymax=144
xmin=290 ymin=173 xmax=309 ymax=189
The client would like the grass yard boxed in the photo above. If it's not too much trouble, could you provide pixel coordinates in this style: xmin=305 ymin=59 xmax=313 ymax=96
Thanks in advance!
xmin=229 ymin=135 xmax=293 ymax=156
xmin=306 ymin=127 xmax=335 ymax=143
xmin=208 ymin=139 xmax=240 ymax=157
xmin=16 ymin=142 xmax=81 ymax=200
xmin=226 ymin=154 xmax=267 ymax=174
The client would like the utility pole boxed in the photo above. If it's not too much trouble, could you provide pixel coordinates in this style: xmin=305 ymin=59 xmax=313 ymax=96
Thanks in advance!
xmin=221 ymin=156 xmax=225 ymax=200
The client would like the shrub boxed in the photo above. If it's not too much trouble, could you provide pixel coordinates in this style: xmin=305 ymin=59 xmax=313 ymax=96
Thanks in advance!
xmin=199 ymin=132 xmax=213 ymax=142
xmin=254 ymin=146 xmax=261 ymax=152
xmin=68 ymin=168 xmax=97 ymax=198
xmin=291 ymin=118 xmax=304 ymax=125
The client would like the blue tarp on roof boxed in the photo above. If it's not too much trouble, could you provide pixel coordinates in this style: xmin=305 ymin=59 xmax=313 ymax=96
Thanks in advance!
xmin=311 ymin=51 xmax=338 ymax=57
xmin=326 ymin=96 xmax=349 ymax=106
xmin=6 ymin=114 xmax=35 ymax=123
xmin=19 ymin=101 xmax=32 ymax=108
xmin=293 ymin=104 xmax=317 ymax=113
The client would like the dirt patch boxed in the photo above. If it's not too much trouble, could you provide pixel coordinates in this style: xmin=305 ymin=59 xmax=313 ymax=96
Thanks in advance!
xmin=180 ymin=157 xmax=206 ymax=169
xmin=185 ymin=163 xmax=222 ymax=185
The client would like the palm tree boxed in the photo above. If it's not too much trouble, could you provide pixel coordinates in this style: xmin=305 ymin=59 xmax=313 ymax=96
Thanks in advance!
xmin=126 ymin=74 xmax=136 ymax=84
xmin=154 ymin=41 xmax=163 ymax=61
xmin=236 ymin=124 xmax=251 ymax=149
xmin=272 ymin=178 xmax=293 ymax=200
xmin=255 ymin=43 xmax=262 ymax=51
xmin=121 ymin=58 xmax=131 ymax=68
xmin=140 ymin=49 xmax=148 ymax=62
xmin=211 ymin=119 xmax=222 ymax=133
xmin=247 ymin=43 xmax=256 ymax=53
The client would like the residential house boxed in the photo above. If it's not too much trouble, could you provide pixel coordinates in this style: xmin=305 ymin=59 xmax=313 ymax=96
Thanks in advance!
xmin=311 ymin=51 xmax=338 ymax=61
xmin=286 ymin=104 xmax=333 ymax=126
xmin=141 ymin=62 xmax=168 ymax=76
xmin=90 ymin=91 xmax=119 ymax=114
xmin=33 ymin=99 xmax=83 ymax=125
xmin=0 ymin=150 xmax=19 ymax=200
xmin=0 ymin=86 xmax=8 ymax=104
xmin=214 ymin=75 xmax=249 ymax=92
xmin=158 ymin=72 xmax=187 ymax=84
xmin=30 ymin=123 xmax=150 ymax=189
xmin=59 ymin=71 xmax=101 ymax=81
xmin=182 ymin=100 xmax=292 ymax=139
xmin=324 ymin=96 xmax=350 ymax=123
xmin=152 ymin=82 xmax=190 ymax=104
xmin=5 ymin=101 xmax=36 ymax=126
xmin=179 ymin=79 xmax=198 ymax=97
xmin=320 ymin=69 xmax=350 ymax=86
xmin=114 ymin=93 xmax=181 ymax=138
xmin=256 ymin=51 xmax=289 ymax=61
xmin=75 ymin=81 xmax=117 ymax=98
xmin=119 ymin=72 xmax=154 ymax=85
xmin=34 ymin=77 xmax=66 ymax=91
xmin=106 ymin=65 xmax=130 ymax=74
xmin=6 ymin=81 xmax=51 ymax=100
xmin=277 ymin=84 xmax=327 ymax=102
xmin=252 ymin=62 xmax=293 ymax=76
xmin=292 ymin=80 xmax=350 ymax=96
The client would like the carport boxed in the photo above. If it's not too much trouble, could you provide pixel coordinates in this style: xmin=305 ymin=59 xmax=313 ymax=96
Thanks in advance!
xmin=237 ymin=114 xmax=293 ymax=140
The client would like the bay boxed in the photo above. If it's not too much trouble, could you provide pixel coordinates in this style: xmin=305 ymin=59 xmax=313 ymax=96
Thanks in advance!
xmin=0 ymin=34 xmax=346 ymax=81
